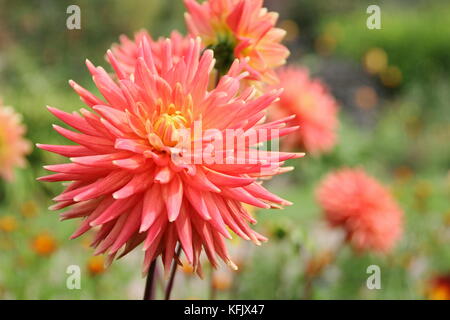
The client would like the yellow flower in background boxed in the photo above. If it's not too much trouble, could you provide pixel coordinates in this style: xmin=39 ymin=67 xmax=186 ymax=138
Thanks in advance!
xmin=31 ymin=232 xmax=57 ymax=256
xmin=87 ymin=256 xmax=106 ymax=276
xmin=427 ymin=275 xmax=450 ymax=300
xmin=20 ymin=201 xmax=38 ymax=218
xmin=380 ymin=65 xmax=402 ymax=88
xmin=180 ymin=261 xmax=195 ymax=275
xmin=363 ymin=47 xmax=387 ymax=75
xmin=212 ymin=270 xmax=233 ymax=291
xmin=414 ymin=180 xmax=432 ymax=201
xmin=0 ymin=215 xmax=18 ymax=233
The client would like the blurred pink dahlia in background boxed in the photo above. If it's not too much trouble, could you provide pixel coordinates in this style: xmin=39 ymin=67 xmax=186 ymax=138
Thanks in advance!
xmin=184 ymin=0 xmax=289 ymax=84
xmin=271 ymin=66 xmax=339 ymax=156
xmin=0 ymin=101 xmax=31 ymax=181
xmin=109 ymin=30 xmax=193 ymax=76
xmin=38 ymin=37 xmax=301 ymax=275
xmin=316 ymin=168 xmax=403 ymax=253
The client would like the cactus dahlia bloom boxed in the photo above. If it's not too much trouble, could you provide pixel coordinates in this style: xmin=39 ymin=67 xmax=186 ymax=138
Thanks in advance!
xmin=0 ymin=104 xmax=31 ymax=181
xmin=184 ymin=0 xmax=289 ymax=84
xmin=38 ymin=38 xmax=301 ymax=275
xmin=316 ymin=168 xmax=403 ymax=253
xmin=109 ymin=30 xmax=193 ymax=76
xmin=271 ymin=67 xmax=339 ymax=155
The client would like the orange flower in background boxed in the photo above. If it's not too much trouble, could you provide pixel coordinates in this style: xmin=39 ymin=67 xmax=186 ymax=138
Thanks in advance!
xmin=184 ymin=0 xmax=289 ymax=83
xmin=38 ymin=37 xmax=300 ymax=275
xmin=0 ymin=215 xmax=18 ymax=233
xmin=180 ymin=259 xmax=195 ymax=275
xmin=87 ymin=256 xmax=106 ymax=276
xmin=0 ymin=103 xmax=31 ymax=181
xmin=109 ymin=30 xmax=193 ymax=76
xmin=212 ymin=270 xmax=233 ymax=291
xmin=316 ymin=168 xmax=403 ymax=253
xmin=271 ymin=67 xmax=339 ymax=155
xmin=363 ymin=47 xmax=388 ymax=75
xmin=31 ymin=233 xmax=57 ymax=256
xmin=427 ymin=275 xmax=450 ymax=300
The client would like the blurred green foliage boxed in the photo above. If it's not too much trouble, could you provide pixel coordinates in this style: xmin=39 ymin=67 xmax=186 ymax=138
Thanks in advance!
xmin=318 ymin=2 xmax=450 ymax=88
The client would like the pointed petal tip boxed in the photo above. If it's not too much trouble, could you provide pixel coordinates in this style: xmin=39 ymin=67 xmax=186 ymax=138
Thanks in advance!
xmin=69 ymin=233 xmax=79 ymax=240
xmin=89 ymin=221 xmax=99 ymax=227
xmin=227 ymin=260 xmax=238 ymax=271
xmin=252 ymin=238 xmax=262 ymax=246
xmin=112 ymin=193 xmax=120 ymax=200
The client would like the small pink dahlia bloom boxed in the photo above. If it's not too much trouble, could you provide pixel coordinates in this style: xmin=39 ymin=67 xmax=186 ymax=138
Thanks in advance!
xmin=38 ymin=38 xmax=300 ymax=274
xmin=271 ymin=67 xmax=339 ymax=155
xmin=0 ymin=103 xmax=31 ymax=181
xmin=316 ymin=168 xmax=403 ymax=253
xmin=184 ymin=0 xmax=289 ymax=84
xmin=109 ymin=30 xmax=193 ymax=76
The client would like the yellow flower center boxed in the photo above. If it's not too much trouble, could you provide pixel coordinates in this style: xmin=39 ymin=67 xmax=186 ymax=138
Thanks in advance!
xmin=153 ymin=109 xmax=188 ymax=147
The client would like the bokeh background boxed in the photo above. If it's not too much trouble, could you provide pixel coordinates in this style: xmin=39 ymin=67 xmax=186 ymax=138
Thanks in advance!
xmin=0 ymin=0 xmax=449 ymax=299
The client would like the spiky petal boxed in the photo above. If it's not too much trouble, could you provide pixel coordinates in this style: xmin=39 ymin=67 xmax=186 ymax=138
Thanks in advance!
xmin=109 ymin=30 xmax=193 ymax=77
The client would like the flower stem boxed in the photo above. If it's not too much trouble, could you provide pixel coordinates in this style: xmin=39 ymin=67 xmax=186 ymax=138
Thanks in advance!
xmin=164 ymin=245 xmax=182 ymax=300
xmin=143 ymin=260 xmax=158 ymax=300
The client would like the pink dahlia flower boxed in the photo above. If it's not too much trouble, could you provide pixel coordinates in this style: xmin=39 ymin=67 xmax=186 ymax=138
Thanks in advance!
xmin=109 ymin=30 xmax=193 ymax=76
xmin=316 ymin=168 xmax=403 ymax=253
xmin=38 ymin=37 xmax=301 ymax=274
xmin=271 ymin=67 xmax=339 ymax=155
xmin=184 ymin=0 xmax=289 ymax=84
xmin=0 ymin=103 xmax=31 ymax=181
